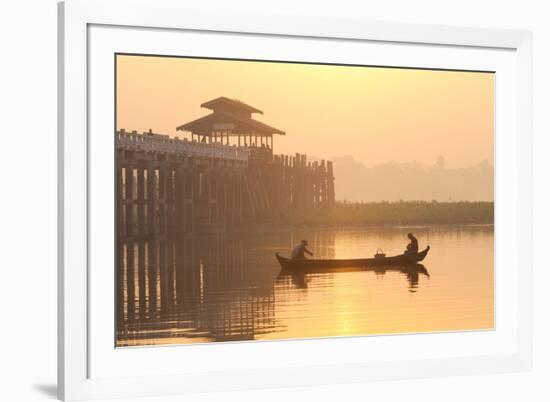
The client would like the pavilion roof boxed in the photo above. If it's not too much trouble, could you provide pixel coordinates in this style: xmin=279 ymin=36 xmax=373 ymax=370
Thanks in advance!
xmin=201 ymin=97 xmax=263 ymax=115
xmin=176 ymin=111 xmax=285 ymax=136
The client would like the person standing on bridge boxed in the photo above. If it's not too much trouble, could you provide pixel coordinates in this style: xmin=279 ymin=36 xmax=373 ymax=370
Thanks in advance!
xmin=291 ymin=240 xmax=314 ymax=260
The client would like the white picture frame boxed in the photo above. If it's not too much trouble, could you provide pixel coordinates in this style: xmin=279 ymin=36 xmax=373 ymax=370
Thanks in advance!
xmin=58 ymin=0 xmax=533 ymax=400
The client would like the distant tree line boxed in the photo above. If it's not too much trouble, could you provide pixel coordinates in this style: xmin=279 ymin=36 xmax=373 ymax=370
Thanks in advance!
xmin=256 ymin=200 xmax=494 ymax=226
xmin=330 ymin=156 xmax=494 ymax=202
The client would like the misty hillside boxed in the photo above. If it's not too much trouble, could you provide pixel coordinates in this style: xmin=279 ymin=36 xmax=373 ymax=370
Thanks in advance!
xmin=330 ymin=155 xmax=494 ymax=202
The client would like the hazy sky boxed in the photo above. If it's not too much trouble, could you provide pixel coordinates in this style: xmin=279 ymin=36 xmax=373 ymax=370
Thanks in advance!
xmin=116 ymin=55 xmax=494 ymax=168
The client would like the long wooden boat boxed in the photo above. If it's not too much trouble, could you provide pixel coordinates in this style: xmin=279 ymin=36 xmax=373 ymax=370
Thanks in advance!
xmin=275 ymin=246 xmax=430 ymax=270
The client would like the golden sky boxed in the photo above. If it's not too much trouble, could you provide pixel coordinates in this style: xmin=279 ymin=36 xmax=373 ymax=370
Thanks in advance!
xmin=116 ymin=55 xmax=494 ymax=168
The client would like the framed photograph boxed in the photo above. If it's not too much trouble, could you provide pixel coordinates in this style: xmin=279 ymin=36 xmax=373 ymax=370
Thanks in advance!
xmin=58 ymin=0 xmax=533 ymax=400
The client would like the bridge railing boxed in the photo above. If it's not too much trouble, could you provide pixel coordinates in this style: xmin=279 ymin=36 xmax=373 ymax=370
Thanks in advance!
xmin=116 ymin=130 xmax=250 ymax=161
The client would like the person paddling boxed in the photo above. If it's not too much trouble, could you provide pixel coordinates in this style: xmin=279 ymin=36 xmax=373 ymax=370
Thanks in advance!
xmin=405 ymin=233 xmax=419 ymax=255
xmin=291 ymin=240 xmax=313 ymax=260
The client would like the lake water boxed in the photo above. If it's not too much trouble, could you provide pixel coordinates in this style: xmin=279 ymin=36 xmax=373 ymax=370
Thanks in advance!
xmin=116 ymin=226 xmax=494 ymax=347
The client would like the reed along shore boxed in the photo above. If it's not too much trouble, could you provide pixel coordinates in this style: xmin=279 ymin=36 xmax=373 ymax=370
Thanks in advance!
xmin=252 ymin=201 xmax=494 ymax=227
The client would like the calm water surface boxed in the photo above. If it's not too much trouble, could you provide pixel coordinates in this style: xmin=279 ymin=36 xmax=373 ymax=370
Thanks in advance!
xmin=116 ymin=226 xmax=494 ymax=346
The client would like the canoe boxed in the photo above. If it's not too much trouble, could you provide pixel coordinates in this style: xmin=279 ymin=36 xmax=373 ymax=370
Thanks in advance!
xmin=275 ymin=246 xmax=430 ymax=270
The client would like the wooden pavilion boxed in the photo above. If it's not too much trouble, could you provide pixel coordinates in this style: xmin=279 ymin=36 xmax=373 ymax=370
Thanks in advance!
xmin=176 ymin=97 xmax=285 ymax=159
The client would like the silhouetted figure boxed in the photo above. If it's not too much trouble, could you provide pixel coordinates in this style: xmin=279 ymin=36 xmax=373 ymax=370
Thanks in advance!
xmin=405 ymin=233 xmax=419 ymax=255
xmin=291 ymin=240 xmax=313 ymax=260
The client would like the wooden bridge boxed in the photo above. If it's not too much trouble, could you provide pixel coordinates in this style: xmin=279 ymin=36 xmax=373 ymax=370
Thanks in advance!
xmin=117 ymin=129 xmax=248 ymax=239
xmin=117 ymin=98 xmax=335 ymax=238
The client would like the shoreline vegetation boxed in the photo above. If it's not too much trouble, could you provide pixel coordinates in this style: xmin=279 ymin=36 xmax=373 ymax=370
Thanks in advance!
xmin=250 ymin=201 xmax=494 ymax=228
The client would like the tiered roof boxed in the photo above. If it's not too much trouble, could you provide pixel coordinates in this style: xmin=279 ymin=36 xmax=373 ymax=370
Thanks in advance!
xmin=176 ymin=97 xmax=285 ymax=136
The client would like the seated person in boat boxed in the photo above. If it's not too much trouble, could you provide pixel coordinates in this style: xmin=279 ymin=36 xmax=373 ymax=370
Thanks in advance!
xmin=405 ymin=233 xmax=419 ymax=255
xmin=291 ymin=240 xmax=313 ymax=260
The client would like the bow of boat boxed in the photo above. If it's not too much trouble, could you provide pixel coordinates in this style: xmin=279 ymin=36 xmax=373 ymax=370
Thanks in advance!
xmin=415 ymin=246 xmax=430 ymax=262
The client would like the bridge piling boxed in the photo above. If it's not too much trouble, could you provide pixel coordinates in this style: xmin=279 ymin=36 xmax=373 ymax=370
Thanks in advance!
xmin=117 ymin=129 xmax=335 ymax=237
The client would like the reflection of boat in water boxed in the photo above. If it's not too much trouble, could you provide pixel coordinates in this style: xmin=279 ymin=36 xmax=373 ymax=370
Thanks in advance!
xmin=275 ymin=246 xmax=430 ymax=270
xmin=278 ymin=263 xmax=429 ymax=277
xmin=277 ymin=263 xmax=430 ymax=292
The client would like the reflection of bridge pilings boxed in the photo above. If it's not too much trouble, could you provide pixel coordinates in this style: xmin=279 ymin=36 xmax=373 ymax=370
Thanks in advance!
xmin=195 ymin=236 xmax=277 ymax=341
xmin=116 ymin=234 xmax=280 ymax=346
